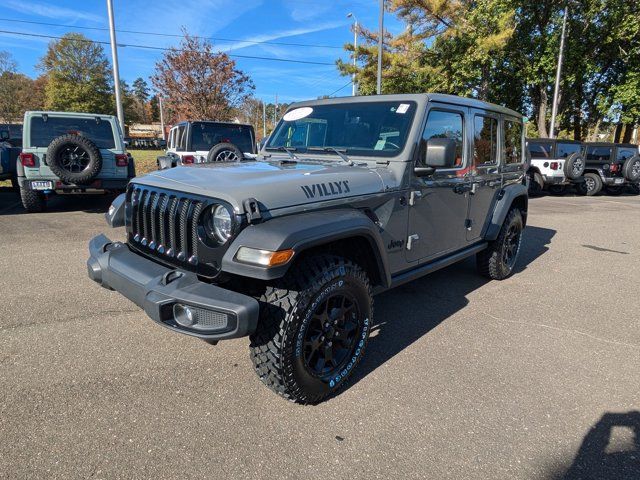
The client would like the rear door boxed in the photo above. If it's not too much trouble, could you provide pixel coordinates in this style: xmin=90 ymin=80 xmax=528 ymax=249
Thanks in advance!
xmin=466 ymin=110 xmax=501 ymax=241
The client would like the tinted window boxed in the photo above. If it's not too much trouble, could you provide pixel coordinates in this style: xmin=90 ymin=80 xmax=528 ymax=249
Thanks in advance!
xmin=528 ymin=142 xmax=553 ymax=159
xmin=616 ymin=148 xmax=637 ymax=161
xmin=557 ymin=142 xmax=581 ymax=158
xmin=30 ymin=117 xmax=115 ymax=149
xmin=586 ymin=147 xmax=612 ymax=161
xmin=421 ymin=110 xmax=464 ymax=167
xmin=191 ymin=123 xmax=254 ymax=153
xmin=504 ymin=120 xmax=523 ymax=164
xmin=473 ymin=115 xmax=498 ymax=166
xmin=176 ymin=126 xmax=187 ymax=151
xmin=268 ymin=102 xmax=417 ymax=158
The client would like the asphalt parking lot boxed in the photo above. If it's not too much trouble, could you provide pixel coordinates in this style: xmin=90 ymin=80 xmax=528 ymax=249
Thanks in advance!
xmin=1 ymin=187 xmax=638 ymax=479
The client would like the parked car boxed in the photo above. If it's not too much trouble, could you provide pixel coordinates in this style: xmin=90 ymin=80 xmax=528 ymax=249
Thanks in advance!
xmin=582 ymin=142 xmax=640 ymax=195
xmin=88 ymin=94 xmax=528 ymax=403
xmin=526 ymin=138 xmax=586 ymax=196
xmin=157 ymin=121 xmax=256 ymax=169
xmin=0 ymin=129 xmax=20 ymax=188
xmin=17 ymin=111 xmax=136 ymax=213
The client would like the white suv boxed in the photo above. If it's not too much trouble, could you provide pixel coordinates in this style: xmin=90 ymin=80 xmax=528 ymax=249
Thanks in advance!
xmin=527 ymin=139 xmax=586 ymax=195
xmin=157 ymin=121 xmax=256 ymax=169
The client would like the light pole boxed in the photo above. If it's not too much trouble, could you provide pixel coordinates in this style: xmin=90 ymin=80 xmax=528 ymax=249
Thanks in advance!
xmin=347 ymin=13 xmax=359 ymax=96
xmin=106 ymin=0 xmax=124 ymax=133
xmin=376 ymin=0 xmax=384 ymax=95
xmin=550 ymin=5 xmax=569 ymax=139
xmin=158 ymin=96 xmax=165 ymax=141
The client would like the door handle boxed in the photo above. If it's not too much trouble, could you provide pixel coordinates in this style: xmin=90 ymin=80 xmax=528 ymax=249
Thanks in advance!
xmin=453 ymin=183 xmax=472 ymax=195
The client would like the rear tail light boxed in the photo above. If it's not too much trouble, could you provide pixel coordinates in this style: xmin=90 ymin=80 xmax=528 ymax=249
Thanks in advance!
xmin=115 ymin=154 xmax=129 ymax=167
xmin=550 ymin=162 xmax=559 ymax=170
xmin=19 ymin=152 xmax=35 ymax=167
xmin=182 ymin=155 xmax=195 ymax=164
xmin=610 ymin=164 xmax=619 ymax=173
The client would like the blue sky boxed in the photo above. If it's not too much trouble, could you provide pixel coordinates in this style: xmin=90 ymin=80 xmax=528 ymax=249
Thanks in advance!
xmin=0 ymin=0 xmax=403 ymax=103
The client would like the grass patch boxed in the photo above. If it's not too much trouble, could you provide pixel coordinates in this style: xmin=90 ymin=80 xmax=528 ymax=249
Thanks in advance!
xmin=130 ymin=149 xmax=162 ymax=176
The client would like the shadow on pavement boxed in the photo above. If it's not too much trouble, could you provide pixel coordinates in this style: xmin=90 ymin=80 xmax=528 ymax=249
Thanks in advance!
xmin=549 ymin=411 xmax=640 ymax=480
xmin=0 ymin=190 xmax=115 ymax=216
xmin=342 ymin=225 xmax=556 ymax=393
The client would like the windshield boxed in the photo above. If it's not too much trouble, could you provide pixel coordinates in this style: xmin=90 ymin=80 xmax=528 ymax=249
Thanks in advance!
xmin=267 ymin=101 xmax=417 ymax=158
xmin=30 ymin=116 xmax=116 ymax=149
xmin=191 ymin=122 xmax=254 ymax=153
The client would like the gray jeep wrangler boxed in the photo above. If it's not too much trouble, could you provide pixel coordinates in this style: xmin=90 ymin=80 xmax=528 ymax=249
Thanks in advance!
xmin=88 ymin=94 xmax=528 ymax=403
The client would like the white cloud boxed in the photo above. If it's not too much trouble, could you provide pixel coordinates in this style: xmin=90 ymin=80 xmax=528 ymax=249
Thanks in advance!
xmin=3 ymin=0 xmax=104 ymax=23
xmin=282 ymin=0 xmax=332 ymax=22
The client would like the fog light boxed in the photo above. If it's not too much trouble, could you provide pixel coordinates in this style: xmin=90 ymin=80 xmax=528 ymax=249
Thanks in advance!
xmin=173 ymin=304 xmax=195 ymax=327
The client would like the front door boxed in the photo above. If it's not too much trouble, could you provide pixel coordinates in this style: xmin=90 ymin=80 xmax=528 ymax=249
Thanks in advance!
xmin=406 ymin=105 xmax=471 ymax=263
xmin=466 ymin=110 xmax=502 ymax=241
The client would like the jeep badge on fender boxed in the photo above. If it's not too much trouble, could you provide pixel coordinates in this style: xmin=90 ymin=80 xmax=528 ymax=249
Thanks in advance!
xmin=88 ymin=93 xmax=528 ymax=404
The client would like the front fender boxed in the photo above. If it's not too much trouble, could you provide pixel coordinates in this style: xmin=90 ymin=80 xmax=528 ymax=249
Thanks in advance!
xmin=221 ymin=209 xmax=390 ymax=286
xmin=485 ymin=184 xmax=528 ymax=241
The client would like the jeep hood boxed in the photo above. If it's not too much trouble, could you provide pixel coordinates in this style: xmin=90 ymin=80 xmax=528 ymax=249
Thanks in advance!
xmin=135 ymin=160 xmax=389 ymax=213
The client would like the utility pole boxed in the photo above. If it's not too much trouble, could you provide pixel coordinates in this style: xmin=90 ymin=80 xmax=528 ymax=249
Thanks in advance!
xmin=550 ymin=5 xmax=569 ymax=139
xmin=158 ymin=96 xmax=165 ymax=141
xmin=107 ymin=0 xmax=124 ymax=133
xmin=376 ymin=0 xmax=384 ymax=95
xmin=262 ymin=100 xmax=267 ymax=138
xmin=274 ymin=94 xmax=278 ymax=126
xmin=347 ymin=13 xmax=359 ymax=96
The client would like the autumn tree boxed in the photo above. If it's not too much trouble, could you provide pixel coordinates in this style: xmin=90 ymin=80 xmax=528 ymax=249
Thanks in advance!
xmin=152 ymin=31 xmax=254 ymax=122
xmin=38 ymin=33 xmax=112 ymax=114
xmin=0 ymin=51 xmax=45 ymax=121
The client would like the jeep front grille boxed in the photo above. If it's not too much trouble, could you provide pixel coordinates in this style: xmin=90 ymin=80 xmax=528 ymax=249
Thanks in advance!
xmin=129 ymin=186 xmax=204 ymax=268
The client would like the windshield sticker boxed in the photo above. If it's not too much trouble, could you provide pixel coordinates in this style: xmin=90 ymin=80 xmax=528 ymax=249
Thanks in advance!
xmin=283 ymin=107 xmax=313 ymax=122
xmin=396 ymin=103 xmax=410 ymax=114
xmin=374 ymin=139 xmax=386 ymax=150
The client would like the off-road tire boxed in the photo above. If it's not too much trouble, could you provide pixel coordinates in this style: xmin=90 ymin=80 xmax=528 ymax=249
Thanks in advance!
xmin=20 ymin=187 xmax=46 ymax=213
xmin=249 ymin=255 xmax=373 ymax=404
xmin=206 ymin=142 xmax=243 ymax=163
xmin=528 ymin=172 xmax=544 ymax=197
xmin=563 ymin=152 xmax=586 ymax=180
xmin=629 ymin=183 xmax=640 ymax=195
xmin=477 ymin=208 xmax=523 ymax=280
xmin=605 ymin=186 xmax=625 ymax=196
xmin=548 ymin=185 xmax=567 ymax=196
xmin=584 ymin=173 xmax=602 ymax=196
xmin=46 ymin=134 xmax=102 ymax=185
xmin=622 ymin=155 xmax=640 ymax=182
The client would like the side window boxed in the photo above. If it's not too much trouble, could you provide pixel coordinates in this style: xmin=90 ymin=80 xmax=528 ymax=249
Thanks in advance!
xmin=616 ymin=148 xmax=637 ymax=161
xmin=503 ymin=119 xmax=523 ymax=164
xmin=421 ymin=109 xmax=464 ymax=167
xmin=473 ymin=115 xmax=498 ymax=166
xmin=556 ymin=142 xmax=580 ymax=158
xmin=176 ymin=126 xmax=187 ymax=151
xmin=586 ymin=147 xmax=612 ymax=161
xmin=528 ymin=142 xmax=553 ymax=159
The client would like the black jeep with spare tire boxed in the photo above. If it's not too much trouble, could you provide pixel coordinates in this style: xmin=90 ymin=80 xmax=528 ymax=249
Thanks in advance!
xmin=17 ymin=111 xmax=135 ymax=212
xmin=582 ymin=142 xmax=640 ymax=196
xmin=88 ymin=94 xmax=528 ymax=403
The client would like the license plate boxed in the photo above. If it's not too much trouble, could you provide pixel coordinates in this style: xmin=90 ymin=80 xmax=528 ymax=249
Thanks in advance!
xmin=614 ymin=178 xmax=624 ymax=184
xmin=31 ymin=181 xmax=53 ymax=190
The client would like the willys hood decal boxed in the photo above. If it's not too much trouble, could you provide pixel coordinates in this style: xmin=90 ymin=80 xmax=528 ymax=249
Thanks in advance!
xmin=135 ymin=160 xmax=388 ymax=213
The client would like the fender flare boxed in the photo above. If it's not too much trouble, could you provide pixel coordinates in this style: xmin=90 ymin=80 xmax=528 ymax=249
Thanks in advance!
xmin=485 ymin=184 xmax=528 ymax=241
xmin=221 ymin=209 xmax=391 ymax=286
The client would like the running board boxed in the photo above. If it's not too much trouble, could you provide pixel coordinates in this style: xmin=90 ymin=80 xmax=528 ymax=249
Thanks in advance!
xmin=382 ymin=242 xmax=488 ymax=292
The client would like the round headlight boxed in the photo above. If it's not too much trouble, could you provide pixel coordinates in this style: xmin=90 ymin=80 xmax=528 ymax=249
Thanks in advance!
xmin=211 ymin=204 xmax=232 ymax=243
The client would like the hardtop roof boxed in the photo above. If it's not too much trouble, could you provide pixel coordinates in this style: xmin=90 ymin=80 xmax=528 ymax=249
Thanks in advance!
xmin=289 ymin=93 xmax=523 ymax=119
xmin=25 ymin=111 xmax=118 ymax=120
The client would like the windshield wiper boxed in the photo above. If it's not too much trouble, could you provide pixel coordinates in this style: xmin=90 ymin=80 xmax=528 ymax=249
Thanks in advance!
xmin=307 ymin=147 xmax=354 ymax=166
xmin=265 ymin=146 xmax=298 ymax=162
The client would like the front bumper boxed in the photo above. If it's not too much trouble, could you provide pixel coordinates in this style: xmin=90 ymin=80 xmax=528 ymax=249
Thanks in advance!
xmin=602 ymin=176 xmax=630 ymax=186
xmin=87 ymin=234 xmax=259 ymax=341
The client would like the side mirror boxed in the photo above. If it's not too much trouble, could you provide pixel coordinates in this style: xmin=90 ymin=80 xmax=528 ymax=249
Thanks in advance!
xmin=415 ymin=138 xmax=457 ymax=176
xmin=0 ymin=130 xmax=9 ymax=141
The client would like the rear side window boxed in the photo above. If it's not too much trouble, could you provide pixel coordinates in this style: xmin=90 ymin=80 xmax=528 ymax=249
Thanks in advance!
xmin=191 ymin=123 xmax=254 ymax=153
xmin=473 ymin=115 xmax=498 ymax=166
xmin=30 ymin=117 xmax=115 ymax=149
xmin=616 ymin=148 xmax=637 ymax=161
xmin=528 ymin=142 xmax=553 ymax=159
xmin=556 ymin=142 xmax=581 ymax=158
xmin=586 ymin=147 xmax=612 ymax=161
xmin=421 ymin=110 xmax=464 ymax=167
xmin=503 ymin=120 xmax=523 ymax=164
xmin=176 ymin=126 xmax=187 ymax=151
